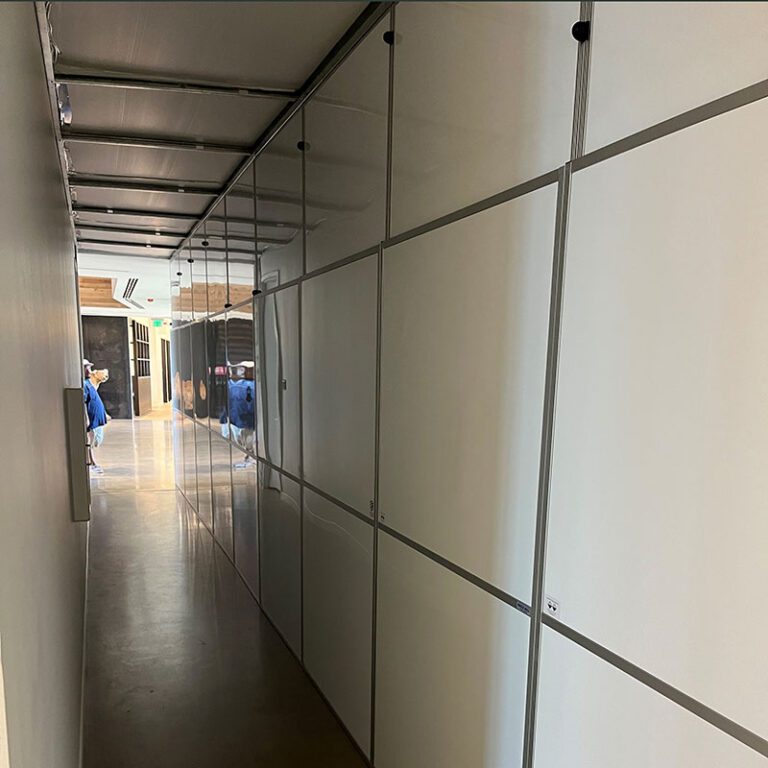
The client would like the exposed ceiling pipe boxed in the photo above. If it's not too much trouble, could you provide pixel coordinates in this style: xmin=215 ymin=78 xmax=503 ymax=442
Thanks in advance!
xmin=54 ymin=69 xmax=297 ymax=100
xmin=61 ymin=130 xmax=251 ymax=155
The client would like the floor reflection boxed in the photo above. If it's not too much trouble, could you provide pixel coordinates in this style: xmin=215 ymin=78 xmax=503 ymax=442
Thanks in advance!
xmin=83 ymin=413 xmax=367 ymax=768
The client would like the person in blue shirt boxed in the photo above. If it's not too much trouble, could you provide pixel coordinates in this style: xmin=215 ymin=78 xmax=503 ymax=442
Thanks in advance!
xmin=227 ymin=362 xmax=256 ymax=463
xmin=83 ymin=359 xmax=108 ymax=474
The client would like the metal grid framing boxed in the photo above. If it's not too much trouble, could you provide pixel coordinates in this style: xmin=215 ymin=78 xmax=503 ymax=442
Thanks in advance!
xmin=168 ymin=2 xmax=768 ymax=764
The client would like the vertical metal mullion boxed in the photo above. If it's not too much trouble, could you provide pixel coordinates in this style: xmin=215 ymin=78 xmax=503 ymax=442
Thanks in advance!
xmin=371 ymin=8 xmax=396 ymax=763
xmin=299 ymin=107 xmax=307 ymax=664
xmin=224 ymin=197 xmax=231 ymax=309
xmin=251 ymin=161 xmax=261 ymax=296
xmin=247 ymin=161 xmax=262 ymax=602
xmin=570 ymin=0 xmax=594 ymax=160
xmin=521 ymin=164 xmax=571 ymax=768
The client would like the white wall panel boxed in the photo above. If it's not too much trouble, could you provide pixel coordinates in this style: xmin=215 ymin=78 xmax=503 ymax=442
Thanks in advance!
xmin=390 ymin=2 xmax=577 ymax=235
xmin=302 ymin=256 xmax=377 ymax=513
xmin=195 ymin=422 xmax=213 ymax=530
xmin=535 ymin=627 xmax=766 ymax=768
xmin=211 ymin=434 xmax=233 ymax=558
xmin=232 ymin=448 xmax=259 ymax=597
xmin=547 ymin=98 xmax=768 ymax=739
xmin=380 ymin=185 xmax=556 ymax=601
xmin=257 ymin=114 xmax=303 ymax=289
xmin=259 ymin=466 xmax=302 ymax=655
xmin=303 ymin=490 xmax=373 ymax=755
xmin=305 ymin=18 xmax=388 ymax=272
xmin=587 ymin=2 xmax=768 ymax=152
xmin=259 ymin=286 xmax=301 ymax=477
xmin=375 ymin=533 xmax=529 ymax=768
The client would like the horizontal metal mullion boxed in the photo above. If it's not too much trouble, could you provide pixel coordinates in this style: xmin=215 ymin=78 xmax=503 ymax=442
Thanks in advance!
xmin=379 ymin=523 xmax=531 ymax=617
xmin=62 ymin=130 xmax=251 ymax=155
xmin=384 ymin=168 xmax=561 ymax=250
xmin=574 ymin=75 xmax=768 ymax=172
xmin=55 ymin=70 xmax=296 ymax=100
xmin=543 ymin=615 xmax=768 ymax=759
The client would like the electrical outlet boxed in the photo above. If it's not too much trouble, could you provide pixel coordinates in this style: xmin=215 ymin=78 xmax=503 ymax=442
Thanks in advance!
xmin=544 ymin=595 xmax=561 ymax=619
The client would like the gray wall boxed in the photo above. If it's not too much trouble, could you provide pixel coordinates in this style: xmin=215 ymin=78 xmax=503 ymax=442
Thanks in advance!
xmin=0 ymin=5 xmax=87 ymax=768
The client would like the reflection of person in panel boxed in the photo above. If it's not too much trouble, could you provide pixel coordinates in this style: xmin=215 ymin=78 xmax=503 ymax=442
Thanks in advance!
xmin=228 ymin=361 xmax=256 ymax=465
xmin=83 ymin=359 xmax=108 ymax=474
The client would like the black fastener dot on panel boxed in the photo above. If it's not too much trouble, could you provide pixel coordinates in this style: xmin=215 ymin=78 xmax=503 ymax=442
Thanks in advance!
xmin=176 ymin=271 xmax=182 ymax=276
xmin=224 ymin=303 xmax=232 ymax=309
xmin=202 ymin=240 xmax=209 ymax=247
xmin=187 ymin=258 xmax=193 ymax=263
xmin=383 ymin=30 xmax=395 ymax=45
xmin=297 ymin=140 xmax=310 ymax=152
xmin=252 ymin=289 xmax=261 ymax=296
xmin=571 ymin=20 xmax=590 ymax=42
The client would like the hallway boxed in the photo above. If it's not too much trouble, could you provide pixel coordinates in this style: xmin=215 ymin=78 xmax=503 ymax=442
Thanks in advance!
xmin=83 ymin=418 xmax=366 ymax=768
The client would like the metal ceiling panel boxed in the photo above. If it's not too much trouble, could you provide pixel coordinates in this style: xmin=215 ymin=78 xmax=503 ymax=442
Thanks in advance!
xmin=73 ymin=209 xmax=198 ymax=231
xmin=49 ymin=2 xmax=365 ymax=90
xmin=77 ymin=242 xmax=173 ymax=258
xmin=73 ymin=229 xmax=183 ymax=247
xmin=65 ymin=85 xmax=288 ymax=146
xmin=72 ymin=187 xmax=210 ymax=215
xmin=66 ymin=142 xmax=239 ymax=184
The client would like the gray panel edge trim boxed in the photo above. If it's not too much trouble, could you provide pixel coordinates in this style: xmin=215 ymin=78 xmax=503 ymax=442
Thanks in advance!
xmin=521 ymin=164 xmax=571 ymax=768
xmin=542 ymin=615 xmax=768 ymax=759
xmin=383 ymin=168 xmax=560 ymax=250
xmin=575 ymin=75 xmax=768 ymax=172
xmin=378 ymin=524 xmax=531 ymax=618
xmin=569 ymin=1 xmax=593 ymax=159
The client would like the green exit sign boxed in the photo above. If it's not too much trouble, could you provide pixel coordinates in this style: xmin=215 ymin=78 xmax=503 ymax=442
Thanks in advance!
xmin=153 ymin=319 xmax=163 ymax=327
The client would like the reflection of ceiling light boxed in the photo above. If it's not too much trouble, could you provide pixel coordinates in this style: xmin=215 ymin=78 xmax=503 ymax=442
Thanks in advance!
xmin=106 ymin=208 xmax=113 ymax=214
xmin=154 ymin=231 xmax=161 ymax=236
xmin=145 ymin=244 xmax=152 ymax=248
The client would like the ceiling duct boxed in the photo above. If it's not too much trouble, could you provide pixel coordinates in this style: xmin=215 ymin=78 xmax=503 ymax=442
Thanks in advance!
xmin=122 ymin=277 xmax=138 ymax=300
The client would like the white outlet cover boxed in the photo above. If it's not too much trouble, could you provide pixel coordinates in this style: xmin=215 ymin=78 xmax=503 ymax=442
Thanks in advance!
xmin=544 ymin=594 xmax=561 ymax=619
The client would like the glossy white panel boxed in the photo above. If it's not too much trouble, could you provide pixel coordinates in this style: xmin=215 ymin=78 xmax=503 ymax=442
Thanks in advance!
xmin=181 ymin=415 xmax=197 ymax=510
xmin=172 ymin=409 xmax=184 ymax=490
xmin=231 ymin=447 xmax=259 ymax=597
xmin=302 ymin=256 xmax=376 ymax=513
xmin=547 ymin=98 xmax=768 ymax=738
xmin=375 ymin=532 xmax=529 ymax=768
xmin=305 ymin=18 xmax=388 ymax=271
xmin=303 ymin=490 xmax=373 ymax=755
xmin=259 ymin=286 xmax=301 ymax=476
xmin=390 ymin=2 xmax=577 ymax=235
xmin=380 ymin=185 xmax=556 ymax=600
xmin=587 ymin=2 xmax=768 ymax=152
xmin=210 ymin=434 xmax=233 ymax=558
xmin=195 ymin=422 xmax=213 ymax=530
xmin=257 ymin=113 xmax=303 ymax=289
xmin=259 ymin=465 xmax=301 ymax=655
xmin=535 ymin=628 xmax=766 ymax=768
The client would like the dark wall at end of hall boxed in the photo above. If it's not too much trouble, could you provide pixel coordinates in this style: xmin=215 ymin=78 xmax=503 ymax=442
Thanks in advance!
xmin=82 ymin=315 xmax=132 ymax=419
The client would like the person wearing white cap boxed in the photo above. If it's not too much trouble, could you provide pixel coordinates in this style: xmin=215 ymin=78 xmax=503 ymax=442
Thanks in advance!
xmin=83 ymin=359 xmax=108 ymax=474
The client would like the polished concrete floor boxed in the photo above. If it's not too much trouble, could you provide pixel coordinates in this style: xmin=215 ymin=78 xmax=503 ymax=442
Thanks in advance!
xmin=84 ymin=414 xmax=367 ymax=767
